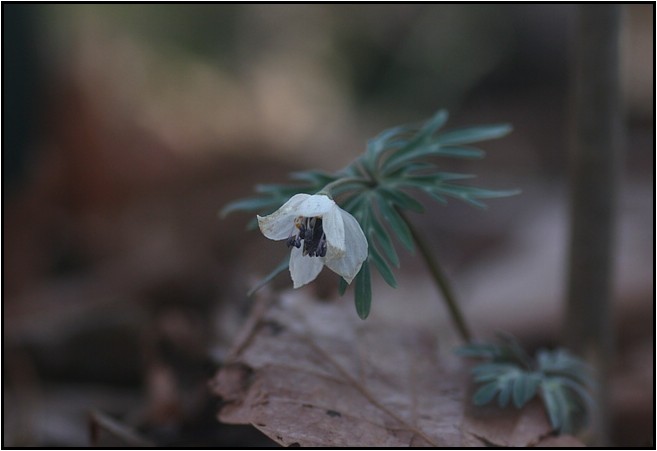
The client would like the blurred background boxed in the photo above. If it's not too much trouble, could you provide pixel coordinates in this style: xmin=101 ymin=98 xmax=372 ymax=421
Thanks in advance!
xmin=3 ymin=4 xmax=653 ymax=447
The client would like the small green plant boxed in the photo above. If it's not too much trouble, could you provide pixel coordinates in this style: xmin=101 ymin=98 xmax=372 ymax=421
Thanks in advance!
xmin=222 ymin=110 xmax=593 ymax=435
xmin=222 ymin=109 xmax=518 ymax=328
xmin=456 ymin=335 xmax=595 ymax=434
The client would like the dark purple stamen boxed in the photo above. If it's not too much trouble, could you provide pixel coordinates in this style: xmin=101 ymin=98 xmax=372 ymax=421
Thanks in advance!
xmin=287 ymin=217 xmax=326 ymax=258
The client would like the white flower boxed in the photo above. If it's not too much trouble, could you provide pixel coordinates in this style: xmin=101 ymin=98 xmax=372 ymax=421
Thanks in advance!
xmin=257 ymin=193 xmax=368 ymax=288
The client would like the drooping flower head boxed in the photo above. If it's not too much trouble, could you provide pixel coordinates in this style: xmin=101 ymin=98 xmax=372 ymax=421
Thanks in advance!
xmin=257 ymin=193 xmax=368 ymax=288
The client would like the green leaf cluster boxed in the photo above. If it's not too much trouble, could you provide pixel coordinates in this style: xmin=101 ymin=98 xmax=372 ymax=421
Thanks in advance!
xmin=456 ymin=335 xmax=595 ymax=435
xmin=221 ymin=170 xmax=340 ymax=230
xmin=221 ymin=110 xmax=518 ymax=319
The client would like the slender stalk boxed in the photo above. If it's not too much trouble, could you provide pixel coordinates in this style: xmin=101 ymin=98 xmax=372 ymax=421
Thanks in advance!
xmin=401 ymin=211 xmax=472 ymax=342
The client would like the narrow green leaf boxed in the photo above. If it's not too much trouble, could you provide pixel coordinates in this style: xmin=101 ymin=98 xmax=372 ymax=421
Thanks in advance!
xmin=338 ymin=277 xmax=348 ymax=296
xmin=430 ymin=184 xmax=520 ymax=208
xmin=525 ymin=373 xmax=541 ymax=403
xmin=429 ymin=145 xmax=486 ymax=159
xmin=512 ymin=372 xmax=527 ymax=408
xmin=368 ymin=206 xmax=399 ymax=267
xmin=335 ymin=162 xmax=361 ymax=178
xmin=473 ymin=382 xmax=499 ymax=406
xmin=556 ymin=377 xmax=595 ymax=411
xmin=511 ymin=372 xmax=539 ymax=408
xmin=520 ymin=373 xmax=541 ymax=408
xmin=415 ymin=109 xmax=449 ymax=141
xmin=381 ymin=149 xmax=427 ymax=174
xmin=328 ymin=180 xmax=370 ymax=199
xmin=354 ymin=261 xmax=372 ymax=319
xmin=456 ymin=186 xmax=522 ymax=199
xmin=382 ymin=143 xmax=485 ymax=175
xmin=425 ymin=190 xmax=449 ymax=205
xmin=369 ymin=247 xmax=397 ymax=288
xmin=553 ymin=383 xmax=574 ymax=434
xmin=436 ymin=124 xmax=512 ymax=146
xmin=247 ymin=255 xmax=290 ymax=296
xmin=378 ymin=187 xmax=424 ymax=213
xmin=385 ymin=162 xmax=437 ymax=179
xmin=473 ymin=372 xmax=502 ymax=383
xmin=366 ymin=123 xmax=417 ymax=158
xmin=472 ymin=362 xmax=517 ymax=378
xmin=433 ymin=183 xmax=520 ymax=199
xmin=398 ymin=174 xmax=477 ymax=188
xmin=380 ymin=111 xmax=449 ymax=169
xmin=541 ymin=383 xmax=562 ymax=432
xmin=386 ymin=144 xmax=485 ymax=172
xmin=497 ymin=377 xmax=514 ymax=407
xmin=538 ymin=349 xmax=595 ymax=388
xmin=375 ymin=195 xmax=414 ymax=252
xmin=341 ymin=192 xmax=368 ymax=216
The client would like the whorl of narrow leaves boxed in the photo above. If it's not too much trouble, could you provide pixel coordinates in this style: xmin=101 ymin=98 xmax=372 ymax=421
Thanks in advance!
xmin=455 ymin=335 xmax=595 ymax=435
xmin=221 ymin=110 xmax=519 ymax=319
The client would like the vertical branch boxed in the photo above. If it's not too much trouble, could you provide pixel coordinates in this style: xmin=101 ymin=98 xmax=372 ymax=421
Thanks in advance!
xmin=565 ymin=5 xmax=622 ymax=445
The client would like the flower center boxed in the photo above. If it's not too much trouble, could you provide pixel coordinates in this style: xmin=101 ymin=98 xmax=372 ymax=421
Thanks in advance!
xmin=286 ymin=216 xmax=327 ymax=257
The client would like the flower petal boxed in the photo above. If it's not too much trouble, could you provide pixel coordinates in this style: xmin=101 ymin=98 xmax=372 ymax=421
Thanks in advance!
xmin=289 ymin=246 xmax=325 ymax=288
xmin=324 ymin=208 xmax=368 ymax=283
xmin=322 ymin=204 xmax=345 ymax=255
xmin=257 ymin=193 xmax=310 ymax=240
xmin=295 ymin=194 xmax=336 ymax=217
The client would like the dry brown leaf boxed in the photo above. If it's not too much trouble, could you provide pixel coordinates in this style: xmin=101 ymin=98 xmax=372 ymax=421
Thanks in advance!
xmin=211 ymin=290 xmax=583 ymax=447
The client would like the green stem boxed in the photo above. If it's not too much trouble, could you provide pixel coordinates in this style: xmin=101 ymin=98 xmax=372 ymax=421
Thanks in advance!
xmin=401 ymin=211 xmax=473 ymax=342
